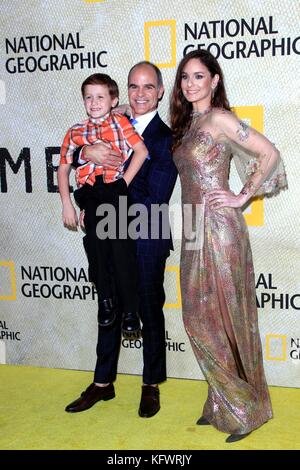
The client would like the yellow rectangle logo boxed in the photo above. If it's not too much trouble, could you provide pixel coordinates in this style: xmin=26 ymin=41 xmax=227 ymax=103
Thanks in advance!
xmin=164 ymin=265 xmax=182 ymax=308
xmin=144 ymin=20 xmax=176 ymax=68
xmin=0 ymin=261 xmax=16 ymax=300
xmin=265 ymin=334 xmax=287 ymax=361
xmin=0 ymin=80 xmax=5 ymax=105
xmin=0 ymin=340 xmax=6 ymax=364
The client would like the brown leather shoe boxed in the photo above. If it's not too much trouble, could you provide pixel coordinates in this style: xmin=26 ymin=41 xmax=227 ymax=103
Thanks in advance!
xmin=138 ymin=385 xmax=160 ymax=418
xmin=65 ymin=383 xmax=115 ymax=413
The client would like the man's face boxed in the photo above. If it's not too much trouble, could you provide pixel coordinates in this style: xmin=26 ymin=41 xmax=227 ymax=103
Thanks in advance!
xmin=128 ymin=64 xmax=164 ymax=118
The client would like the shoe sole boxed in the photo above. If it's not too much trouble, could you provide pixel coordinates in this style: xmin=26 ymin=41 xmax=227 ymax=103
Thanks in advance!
xmin=138 ymin=407 xmax=160 ymax=418
xmin=102 ymin=393 xmax=115 ymax=401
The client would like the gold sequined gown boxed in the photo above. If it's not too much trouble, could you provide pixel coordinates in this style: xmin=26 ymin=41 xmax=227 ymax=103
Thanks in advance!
xmin=173 ymin=113 xmax=275 ymax=435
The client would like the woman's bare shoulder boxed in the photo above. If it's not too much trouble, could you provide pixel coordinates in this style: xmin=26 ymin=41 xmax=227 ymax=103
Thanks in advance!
xmin=210 ymin=107 xmax=239 ymax=130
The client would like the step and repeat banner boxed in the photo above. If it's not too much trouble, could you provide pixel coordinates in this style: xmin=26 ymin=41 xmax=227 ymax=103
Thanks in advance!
xmin=0 ymin=0 xmax=299 ymax=387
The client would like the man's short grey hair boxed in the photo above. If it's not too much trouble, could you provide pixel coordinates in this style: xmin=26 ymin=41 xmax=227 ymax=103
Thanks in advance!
xmin=127 ymin=61 xmax=163 ymax=88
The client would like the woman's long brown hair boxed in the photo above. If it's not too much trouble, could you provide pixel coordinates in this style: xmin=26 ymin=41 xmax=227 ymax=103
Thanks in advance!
xmin=170 ymin=49 xmax=231 ymax=151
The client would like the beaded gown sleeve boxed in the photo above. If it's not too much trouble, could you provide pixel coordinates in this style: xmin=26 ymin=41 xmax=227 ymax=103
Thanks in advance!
xmin=225 ymin=115 xmax=288 ymax=197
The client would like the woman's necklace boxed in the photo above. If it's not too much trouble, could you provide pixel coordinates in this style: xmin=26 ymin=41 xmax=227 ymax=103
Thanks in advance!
xmin=191 ymin=106 xmax=212 ymax=119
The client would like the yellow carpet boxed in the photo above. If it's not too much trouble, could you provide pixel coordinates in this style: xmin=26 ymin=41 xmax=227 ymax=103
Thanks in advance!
xmin=0 ymin=364 xmax=299 ymax=450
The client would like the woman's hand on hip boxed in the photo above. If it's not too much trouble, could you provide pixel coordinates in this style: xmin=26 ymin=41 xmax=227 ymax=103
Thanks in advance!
xmin=208 ymin=190 xmax=248 ymax=209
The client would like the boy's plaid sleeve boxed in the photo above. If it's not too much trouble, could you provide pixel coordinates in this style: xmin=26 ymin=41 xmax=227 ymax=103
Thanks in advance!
xmin=60 ymin=128 xmax=75 ymax=165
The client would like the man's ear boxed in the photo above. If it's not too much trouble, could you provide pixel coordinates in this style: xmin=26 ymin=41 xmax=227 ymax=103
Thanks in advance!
xmin=158 ymin=85 xmax=165 ymax=102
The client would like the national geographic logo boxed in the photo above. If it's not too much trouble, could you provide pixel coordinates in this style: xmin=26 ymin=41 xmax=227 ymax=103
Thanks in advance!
xmin=265 ymin=334 xmax=300 ymax=361
xmin=5 ymin=32 xmax=108 ymax=74
xmin=0 ymin=262 xmax=97 ymax=301
xmin=144 ymin=16 xmax=299 ymax=64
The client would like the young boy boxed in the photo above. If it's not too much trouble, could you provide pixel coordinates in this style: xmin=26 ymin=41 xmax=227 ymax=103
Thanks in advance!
xmin=58 ymin=73 xmax=148 ymax=338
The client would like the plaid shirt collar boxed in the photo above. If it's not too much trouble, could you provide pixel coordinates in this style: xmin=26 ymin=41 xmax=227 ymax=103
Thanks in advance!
xmin=89 ymin=111 xmax=111 ymax=125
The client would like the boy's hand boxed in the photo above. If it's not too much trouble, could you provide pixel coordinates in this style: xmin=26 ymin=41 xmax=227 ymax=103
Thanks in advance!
xmin=84 ymin=142 xmax=123 ymax=168
xmin=62 ymin=203 xmax=78 ymax=230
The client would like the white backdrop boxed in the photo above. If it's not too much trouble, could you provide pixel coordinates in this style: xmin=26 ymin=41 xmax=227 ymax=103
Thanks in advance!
xmin=0 ymin=0 xmax=299 ymax=387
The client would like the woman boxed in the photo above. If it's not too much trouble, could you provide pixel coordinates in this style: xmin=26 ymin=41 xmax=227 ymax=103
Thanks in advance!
xmin=170 ymin=49 xmax=287 ymax=443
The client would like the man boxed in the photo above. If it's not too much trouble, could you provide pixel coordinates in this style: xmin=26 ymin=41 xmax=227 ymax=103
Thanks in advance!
xmin=65 ymin=61 xmax=177 ymax=417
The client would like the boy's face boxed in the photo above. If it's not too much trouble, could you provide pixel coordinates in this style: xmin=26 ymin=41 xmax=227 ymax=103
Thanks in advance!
xmin=83 ymin=84 xmax=118 ymax=120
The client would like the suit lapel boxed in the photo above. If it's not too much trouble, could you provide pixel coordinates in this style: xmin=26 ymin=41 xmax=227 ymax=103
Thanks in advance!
xmin=142 ymin=113 xmax=161 ymax=150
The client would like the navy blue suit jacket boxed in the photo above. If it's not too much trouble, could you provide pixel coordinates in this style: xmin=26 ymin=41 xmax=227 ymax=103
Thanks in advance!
xmin=127 ymin=113 xmax=177 ymax=257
